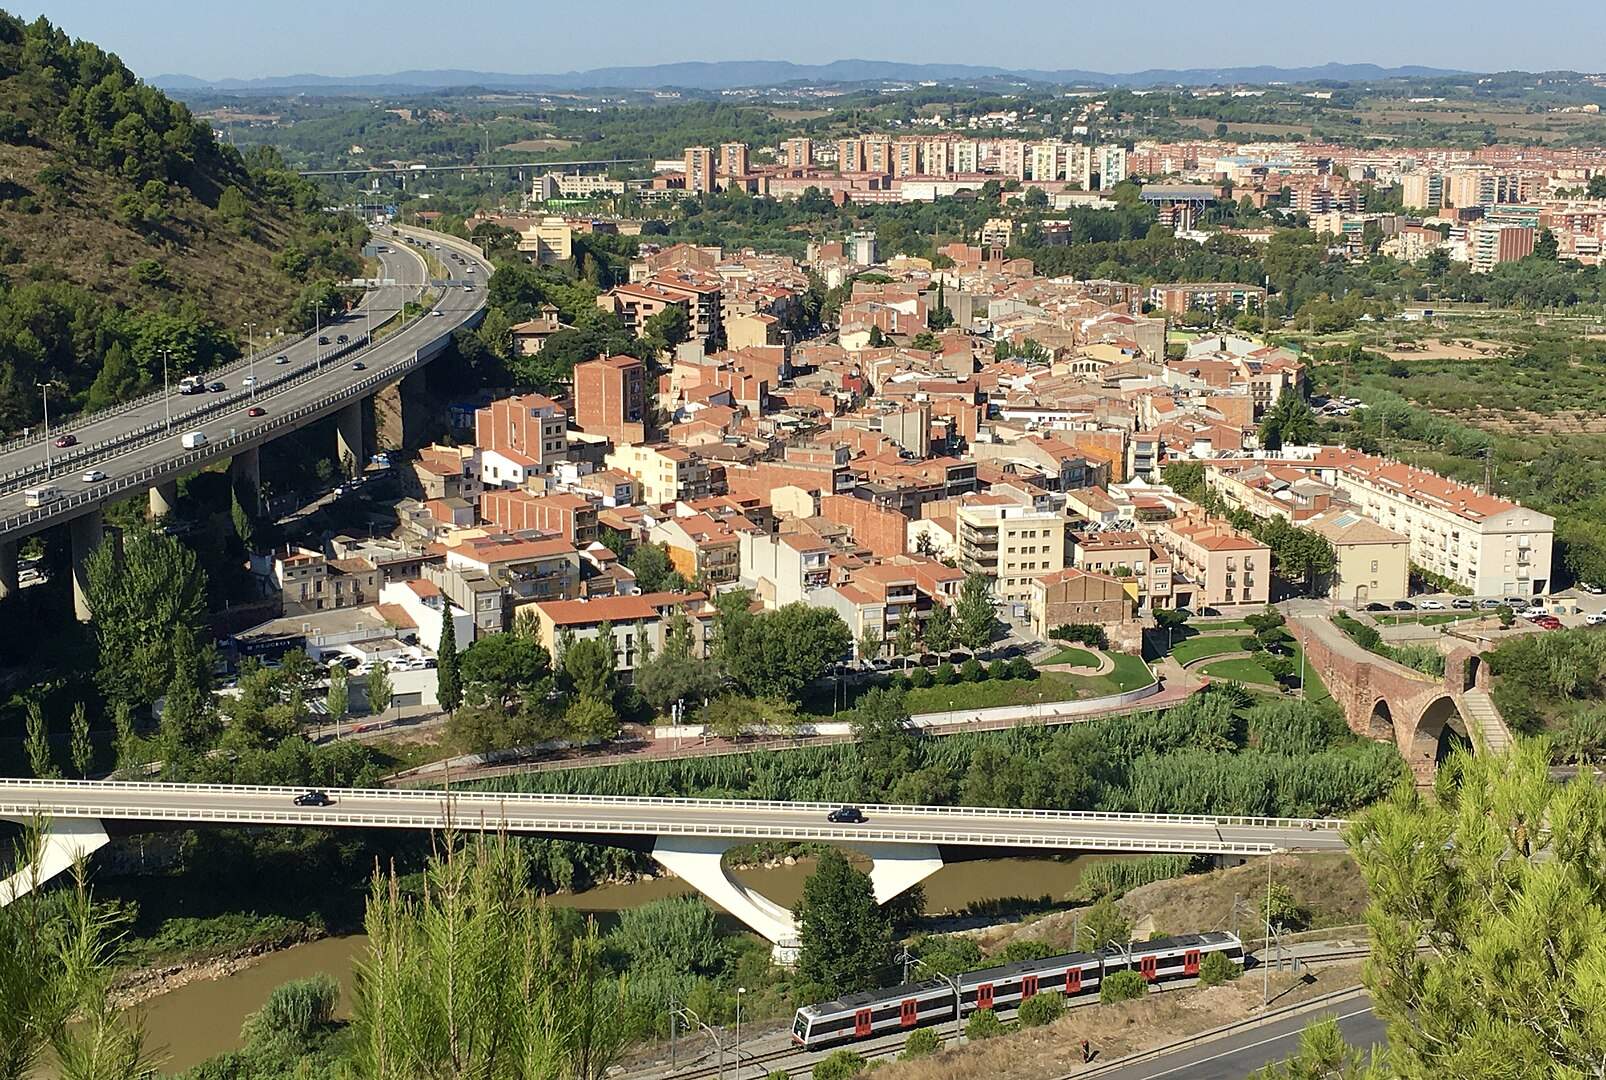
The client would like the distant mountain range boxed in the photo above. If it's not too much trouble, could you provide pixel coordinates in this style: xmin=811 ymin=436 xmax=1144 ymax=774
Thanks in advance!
xmin=152 ymin=59 xmax=1469 ymax=94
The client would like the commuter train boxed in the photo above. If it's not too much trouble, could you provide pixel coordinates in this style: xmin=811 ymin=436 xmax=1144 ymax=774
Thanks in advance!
xmin=791 ymin=931 xmax=1243 ymax=1050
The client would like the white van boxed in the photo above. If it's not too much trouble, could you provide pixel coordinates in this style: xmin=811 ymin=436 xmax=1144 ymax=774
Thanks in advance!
xmin=181 ymin=431 xmax=208 ymax=449
xmin=23 ymin=485 xmax=63 ymax=507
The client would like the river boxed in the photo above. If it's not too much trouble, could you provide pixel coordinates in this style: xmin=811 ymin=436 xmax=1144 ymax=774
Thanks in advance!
xmin=135 ymin=854 xmax=1107 ymax=1074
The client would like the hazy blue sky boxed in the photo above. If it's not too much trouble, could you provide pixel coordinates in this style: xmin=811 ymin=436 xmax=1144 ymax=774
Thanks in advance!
xmin=19 ymin=0 xmax=1606 ymax=81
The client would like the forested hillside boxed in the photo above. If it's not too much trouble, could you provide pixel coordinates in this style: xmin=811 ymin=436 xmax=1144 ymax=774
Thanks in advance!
xmin=0 ymin=11 xmax=366 ymax=433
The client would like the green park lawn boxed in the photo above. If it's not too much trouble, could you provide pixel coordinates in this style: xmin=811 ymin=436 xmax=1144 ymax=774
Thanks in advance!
xmin=1199 ymin=657 xmax=1279 ymax=686
xmin=1170 ymin=633 xmax=1254 ymax=666
xmin=1041 ymin=646 xmax=1101 ymax=668
xmin=904 ymin=674 xmax=1082 ymax=714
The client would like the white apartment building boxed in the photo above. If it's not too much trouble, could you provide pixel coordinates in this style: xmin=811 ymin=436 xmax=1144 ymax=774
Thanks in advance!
xmin=955 ymin=493 xmax=1068 ymax=605
xmin=738 ymin=530 xmax=832 ymax=608
xmin=1309 ymin=448 xmax=1554 ymax=597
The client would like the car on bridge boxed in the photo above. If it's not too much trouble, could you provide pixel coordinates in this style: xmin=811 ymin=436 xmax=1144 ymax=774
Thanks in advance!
xmin=293 ymin=790 xmax=333 ymax=807
xmin=247 ymin=407 xmax=266 ymax=418
xmin=317 ymin=336 xmax=330 ymax=345
xmin=209 ymin=381 xmax=226 ymax=392
xmin=350 ymin=361 xmax=366 ymax=371
xmin=827 ymin=806 xmax=866 ymax=824
xmin=53 ymin=434 xmax=77 ymax=448
xmin=275 ymin=355 xmax=290 ymax=365
xmin=80 ymin=470 xmax=106 ymax=483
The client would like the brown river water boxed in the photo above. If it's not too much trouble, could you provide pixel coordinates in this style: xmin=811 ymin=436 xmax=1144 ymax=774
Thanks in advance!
xmin=133 ymin=854 xmax=1107 ymax=1073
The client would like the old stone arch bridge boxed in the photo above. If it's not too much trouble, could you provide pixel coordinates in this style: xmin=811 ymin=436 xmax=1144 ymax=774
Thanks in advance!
xmin=1287 ymin=611 xmax=1512 ymax=781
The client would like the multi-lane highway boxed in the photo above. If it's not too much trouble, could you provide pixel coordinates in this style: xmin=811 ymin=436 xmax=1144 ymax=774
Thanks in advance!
xmin=0 ymin=779 xmax=1349 ymax=855
xmin=0 ymin=226 xmax=491 ymax=544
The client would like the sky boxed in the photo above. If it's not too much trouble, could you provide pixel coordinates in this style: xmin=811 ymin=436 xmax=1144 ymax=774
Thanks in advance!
xmin=18 ymin=0 xmax=1606 ymax=82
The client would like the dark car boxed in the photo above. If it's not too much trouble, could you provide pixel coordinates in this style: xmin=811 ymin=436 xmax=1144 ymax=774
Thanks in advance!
xmin=293 ymin=790 xmax=332 ymax=807
xmin=247 ymin=406 xmax=266 ymax=417
xmin=275 ymin=354 xmax=290 ymax=365
xmin=317 ymin=335 xmax=330 ymax=345
xmin=53 ymin=434 xmax=77 ymax=448
xmin=827 ymin=806 xmax=866 ymax=824
xmin=350 ymin=361 xmax=366 ymax=371
xmin=209 ymin=381 xmax=226 ymax=392
xmin=336 ymin=334 xmax=349 ymax=344
xmin=1364 ymin=602 xmax=1390 ymax=612
xmin=1391 ymin=600 xmax=1416 ymax=611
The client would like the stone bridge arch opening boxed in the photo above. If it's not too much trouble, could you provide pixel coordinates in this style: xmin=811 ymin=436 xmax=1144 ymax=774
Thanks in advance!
xmin=1414 ymin=695 xmax=1472 ymax=770
xmin=1363 ymin=698 xmax=1396 ymax=743
xmin=1462 ymin=654 xmax=1485 ymax=692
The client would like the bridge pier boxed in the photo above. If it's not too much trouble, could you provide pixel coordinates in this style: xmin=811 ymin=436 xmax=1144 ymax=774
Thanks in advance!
xmin=0 ymin=816 xmax=111 ymax=906
xmin=69 ymin=510 xmax=104 ymax=621
xmin=650 ymin=836 xmax=944 ymax=964
xmin=148 ymin=479 xmax=179 ymax=520
xmin=230 ymin=446 xmax=261 ymax=515
xmin=375 ymin=370 xmax=428 ymax=451
xmin=336 ymin=401 xmax=363 ymax=477
xmin=0 ymin=540 xmax=16 ymax=602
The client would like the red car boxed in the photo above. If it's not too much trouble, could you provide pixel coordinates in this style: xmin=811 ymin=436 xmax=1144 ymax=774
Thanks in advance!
xmin=53 ymin=434 xmax=77 ymax=448
xmin=1535 ymin=615 xmax=1563 ymax=630
xmin=247 ymin=406 xmax=266 ymax=417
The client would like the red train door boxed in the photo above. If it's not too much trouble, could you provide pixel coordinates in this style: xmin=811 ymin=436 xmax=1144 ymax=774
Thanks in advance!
xmin=900 ymin=998 xmax=917 ymax=1028
xmin=1066 ymin=967 xmax=1083 ymax=993
xmin=854 ymin=1008 xmax=872 ymax=1037
xmin=977 ymin=983 xmax=994 ymax=1010
xmin=1022 ymin=975 xmax=1038 ymax=1000
xmin=1184 ymin=949 xmax=1201 ymax=976
xmin=1140 ymin=955 xmax=1158 ymax=982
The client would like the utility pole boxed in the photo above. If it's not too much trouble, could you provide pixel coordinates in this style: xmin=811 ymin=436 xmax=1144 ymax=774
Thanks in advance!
xmin=38 ymin=381 xmax=54 ymax=478
xmin=734 ymin=987 xmax=746 ymax=1080
xmin=244 ymin=322 xmax=257 ymax=399
xmin=1263 ymin=854 xmax=1273 ymax=1006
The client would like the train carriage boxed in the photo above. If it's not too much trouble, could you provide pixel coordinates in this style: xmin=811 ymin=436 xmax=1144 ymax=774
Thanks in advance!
xmin=792 ymin=931 xmax=1242 ymax=1050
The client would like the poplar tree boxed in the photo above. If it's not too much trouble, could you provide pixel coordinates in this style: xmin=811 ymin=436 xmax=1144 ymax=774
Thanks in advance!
xmin=436 ymin=614 xmax=461 ymax=716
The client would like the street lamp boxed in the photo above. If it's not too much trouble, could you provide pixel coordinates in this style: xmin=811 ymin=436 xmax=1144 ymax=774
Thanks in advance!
xmin=160 ymin=348 xmax=173 ymax=431
xmin=38 ymin=381 xmax=55 ymax=479
xmin=734 ymin=987 xmax=746 ymax=1080
xmin=244 ymin=321 xmax=257 ymax=399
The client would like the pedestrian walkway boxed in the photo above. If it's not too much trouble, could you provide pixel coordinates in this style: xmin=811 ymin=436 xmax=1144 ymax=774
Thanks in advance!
xmin=1460 ymin=688 xmax=1513 ymax=754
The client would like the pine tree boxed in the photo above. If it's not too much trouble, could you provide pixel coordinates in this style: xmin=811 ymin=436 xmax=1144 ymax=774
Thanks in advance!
xmin=436 ymin=614 xmax=462 ymax=716
xmin=160 ymin=625 xmax=215 ymax=755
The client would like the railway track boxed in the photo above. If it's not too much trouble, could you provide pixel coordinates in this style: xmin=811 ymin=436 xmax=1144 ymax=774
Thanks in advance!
xmin=638 ymin=947 xmax=1374 ymax=1080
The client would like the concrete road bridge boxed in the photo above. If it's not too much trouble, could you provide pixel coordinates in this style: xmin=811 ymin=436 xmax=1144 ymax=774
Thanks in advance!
xmin=0 ymin=779 xmax=1349 ymax=956
xmin=0 ymin=226 xmax=490 ymax=618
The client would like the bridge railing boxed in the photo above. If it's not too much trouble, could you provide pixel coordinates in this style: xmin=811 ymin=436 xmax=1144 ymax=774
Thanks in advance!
xmin=0 ymin=287 xmax=486 ymax=539
xmin=0 ymin=779 xmax=1348 ymax=833
xmin=0 ymin=281 xmax=415 ymax=461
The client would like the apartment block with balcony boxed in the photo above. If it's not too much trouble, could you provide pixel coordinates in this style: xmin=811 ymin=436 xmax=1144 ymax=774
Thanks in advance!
xmin=738 ymin=530 xmax=833 ymax=608
xmin=1142 ymin=517 xmax=1270 ymax=610
xmin=476 ymin=393 xmax=569 ymax=483
xmin=444 ymin=534 xmax=582 ymax=604
xmin=1072 ymin=530 xmax=1174 ymax=609
xmin=526 ymin=591 xmax=716 ymax=683
xmin=1308 ymin=447 xmax=1554 ymax=596
xmin=955 ymin=493 xmax=1068 ymax=605
xmin=605 ymin=444 xmax=712 ymax=506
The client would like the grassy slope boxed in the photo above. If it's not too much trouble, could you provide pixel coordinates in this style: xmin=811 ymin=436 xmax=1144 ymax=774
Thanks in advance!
xmin=0 ymin=136 xmax=305 ymax=331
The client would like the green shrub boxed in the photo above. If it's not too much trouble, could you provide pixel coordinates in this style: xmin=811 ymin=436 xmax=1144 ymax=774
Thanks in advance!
xmin=1006 ymin=657 xmax=1037 ymax=681
xmin=813 ymin=1049 xmax=867 ymax=1080
xmin=933 ymin=662 xmax=958 ymax=685
xmin=987 ymin=659 xmax=1009 ymax=680
xmin=885 ymin=673 xmax=910 ymax=691
xmin=1017 ymin=990 xmax=1066 ymax=1027
xmin=965 ymin=1008 xmax=1007 ymax=1040
xmin=1099 ymin=969 xmax=1148 ymax=1004
xmin=241 ymin=973 xmax=339 ymax=1047
xmin=900 ymin=1027 xmax=941 ymax=1059
xmin=997 ymin=939 xmax=1060 ymax=964
xmin=959 ymin=658 xmax=986 ymax=682
xmin=1080 ymin=855 xmax=1200 ymax=899
xmin=909 ymin=667 xmax=933 ymax=689
xmin=1198 ymin=950 xmax=1241 ymax=987
xmin=768 ymin=1071 xmax=791 ymax=1080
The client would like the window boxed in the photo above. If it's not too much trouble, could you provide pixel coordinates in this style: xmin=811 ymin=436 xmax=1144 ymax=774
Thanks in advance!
xmin=1371 ymin=560 xmax=1379 ymax=572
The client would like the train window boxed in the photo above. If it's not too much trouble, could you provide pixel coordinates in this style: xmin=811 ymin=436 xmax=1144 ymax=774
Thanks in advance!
xmin=1184 ymin=949 xmax=1201 ymax=975
xmin=977 ymin=983 xmax=994 ymax=1010
xmin=792 ymin=1014 xmax=808 ymax=1041
xmin=900 ymin=998 xmax=917 ymax=1027
xmin=1140 ymin=955 xmax=1158 ymax=982
xmin=1066 ymin=967 xmax=1083 ymax=993
xmin=1022 ymin=975 xmax=1038 ymax=1000
xmin=854 ymin=1008 xmax=872 ymax=1037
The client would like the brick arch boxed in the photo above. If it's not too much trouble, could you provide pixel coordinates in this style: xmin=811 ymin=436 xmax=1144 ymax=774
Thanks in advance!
xmin=1410 ymin=694 xmax=1472 ymax=773
xmin=1361 ymin=698 xmax=1396 ymax=742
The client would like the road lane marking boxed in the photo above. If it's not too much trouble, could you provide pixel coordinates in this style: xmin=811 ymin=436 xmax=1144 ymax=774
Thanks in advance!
xmin=1130 ymin=1006 xmax=1375 ymax=1078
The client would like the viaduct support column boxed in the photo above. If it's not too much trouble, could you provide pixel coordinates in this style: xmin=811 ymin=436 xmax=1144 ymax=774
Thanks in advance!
xmin=0 ymin=817 xmax=112 ymax=906
xmin=69 ymin=510 xmax=104 ymax=622
xmin=230 ymin=446 xmax=261 ymax=515
xmin=335 ymin=402 xmax=363 ymax=477
xmin=148 ymin=479 xmax=178 ymax=521
xmin=0 ymin=541 xmax=17 ymax=602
